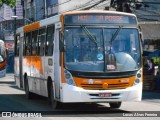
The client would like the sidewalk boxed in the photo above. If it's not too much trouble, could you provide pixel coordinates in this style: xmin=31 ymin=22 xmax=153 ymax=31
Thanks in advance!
xmin=0 ymin=73 xmax=14 ymax=82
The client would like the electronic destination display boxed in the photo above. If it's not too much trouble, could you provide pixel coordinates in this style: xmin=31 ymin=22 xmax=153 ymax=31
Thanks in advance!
xmin=64 ymin=14 xmax=137 ymax=25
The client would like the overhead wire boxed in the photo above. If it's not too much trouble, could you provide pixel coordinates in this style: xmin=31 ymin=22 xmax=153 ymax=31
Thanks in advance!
xmin=58 ymin=0 xmax=110 ymax=13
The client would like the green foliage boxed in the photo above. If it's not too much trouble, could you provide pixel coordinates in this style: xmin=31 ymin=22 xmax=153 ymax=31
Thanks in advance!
xmin=0 ymin=0 xmax=16 ymax=7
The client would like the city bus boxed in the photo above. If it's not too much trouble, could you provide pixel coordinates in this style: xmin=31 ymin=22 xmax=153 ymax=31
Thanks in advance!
xmin=14 ymin=10 xmax=143 ymax=109
xmin=0 ymin=40 xmax=7 ymax=77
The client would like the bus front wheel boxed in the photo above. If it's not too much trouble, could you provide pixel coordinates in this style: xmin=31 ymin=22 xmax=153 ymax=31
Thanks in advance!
xmin=109 ymin=102 xmax=121 ymax=109
xmin=48 ymin=82 xmax=62 ymax=109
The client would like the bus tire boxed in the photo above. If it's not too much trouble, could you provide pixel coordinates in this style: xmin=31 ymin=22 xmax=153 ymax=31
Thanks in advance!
xmin=48 ymin=81 xmax=62 ymax=109
xmin=24 ymin=75 xmax=34 ymax=99
xmin=109 ymin=102 xmax=121 ymax=109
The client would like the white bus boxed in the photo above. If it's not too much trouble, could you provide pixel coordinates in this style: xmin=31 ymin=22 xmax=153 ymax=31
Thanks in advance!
xmin=0 ymin=40 xmax=6 ymax=77
xmin=14 ymin=10 xmax=143 ymax=109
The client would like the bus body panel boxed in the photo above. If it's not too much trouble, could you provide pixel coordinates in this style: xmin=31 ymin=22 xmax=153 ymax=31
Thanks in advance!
xmin=14 ymin=10 xmax=143 ymax=105
xmin=23 ymin=56 xmax=48 ymax=97
xmin=30 ymin=56 xmax=45 ymax=96
xmin=53 ymin=28 xmax=61 ymax=99
xmin=15 ymin=27 xmax=24 ymax=88
xmin=14 ymin=57 xmax=20 ymax=87
xmin=0 ymin=40 xmax=7 ymax=78
xmin=61 ymin=82 xmax=142 ymax=103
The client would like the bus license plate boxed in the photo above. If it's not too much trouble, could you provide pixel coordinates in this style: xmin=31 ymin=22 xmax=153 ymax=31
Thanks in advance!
xmin=99 ymin=93 xmax=112 ymax=97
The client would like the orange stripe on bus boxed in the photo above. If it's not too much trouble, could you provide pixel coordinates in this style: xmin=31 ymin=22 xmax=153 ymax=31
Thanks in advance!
xmin=73 ymin=76 xmax=136 ymax=90
xmin=24 ymin=56 xmax=43 ymax=74
xmin=61 ymin=53 xmax=66 ymax=83
xmin=60 ymin=15 xmax=64 ymax=31
xmin=24 ymin=22 xmax=40 ymax=32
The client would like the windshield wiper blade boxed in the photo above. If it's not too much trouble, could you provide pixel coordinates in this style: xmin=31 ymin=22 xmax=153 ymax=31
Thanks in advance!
xmin=109 ymin=26 xmax=123 ymax=53
xmin=80 ymin=25 xmax=98 ymax=46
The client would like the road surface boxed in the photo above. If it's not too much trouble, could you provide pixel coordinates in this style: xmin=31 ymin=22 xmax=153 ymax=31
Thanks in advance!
xmin=0 ymin=74 xmax=160 ymax=120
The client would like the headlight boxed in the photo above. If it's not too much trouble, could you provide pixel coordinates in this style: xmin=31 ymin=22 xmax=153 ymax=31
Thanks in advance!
xmin=134 ymin=69 xmax=142 ymax=85
xmin=134 ymin=78 xmax=140 ymax=84
xmin=137 ymin=73 xmax=141 ymax=78
xmin=0 ymin=56 xmax=4 ymax=62
xmin=65 ymin=73 xmax=71 ymax=79
xmin=64 ymin=69 xmax=75 ymax=86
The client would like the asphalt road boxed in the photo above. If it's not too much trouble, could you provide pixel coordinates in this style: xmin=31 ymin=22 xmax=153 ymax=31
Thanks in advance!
xmin=0 ymin=74 xmax=160 ymax=120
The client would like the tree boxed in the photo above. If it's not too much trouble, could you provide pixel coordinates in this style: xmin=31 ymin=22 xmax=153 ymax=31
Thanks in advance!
xmin=0 ymin=0 xmax=16 ymax=7
xmin=110 ymin=0 xmax=132 ymax=13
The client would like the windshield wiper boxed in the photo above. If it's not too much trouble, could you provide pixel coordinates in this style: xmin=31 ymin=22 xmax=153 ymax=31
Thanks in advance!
xmin=80 ymin=25 xmax=98 ymax=47
xmin=109 ymin=26 xmax=123 ymax=53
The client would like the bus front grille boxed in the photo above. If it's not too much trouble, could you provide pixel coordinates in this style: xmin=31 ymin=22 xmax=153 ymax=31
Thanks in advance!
xmin=81 ymin=84 xmax=103 ymax=90
xmin=81 ymin=83 xmax=129 ymax=90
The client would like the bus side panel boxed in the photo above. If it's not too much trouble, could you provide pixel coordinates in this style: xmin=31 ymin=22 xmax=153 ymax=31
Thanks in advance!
xmin=23 ymin=56 xmax=33 ymax=92
xmin=44 ymin=56 xmax=54 ymax=97
xmin=14 ymin=35 xmax=23 ymax=88
xmin=53 ymin=28 xmax=61 ymax=99
xmin=39 ymin=56 xmax=48 ymax=97
xmin=25 ymin=56 xmax=48 ymax=97
xmin=14 ymin=57 xmax=20 ymax=87
xmin=31 ymin=56 xmax=48 ymax=97
xmin=19 ymin=36 xmax=24 ymax=88
xmin=0 ymin=41 xmax=6 ymax=78
xmin=30 ymin=56 xmax=44 ymax=95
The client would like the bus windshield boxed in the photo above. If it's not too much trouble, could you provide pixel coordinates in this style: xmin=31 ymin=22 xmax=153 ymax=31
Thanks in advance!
xmin=64 ymin=27 xmax=141 ymax=72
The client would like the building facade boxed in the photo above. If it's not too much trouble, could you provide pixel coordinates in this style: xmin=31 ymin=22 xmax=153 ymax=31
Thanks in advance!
xmin=0 ymin=0 xmax=23 ymax=52
xmin=1 ymin=0 xmax=160 ymax=53
xmin=22 ymin=0 xmax=111 ymax=22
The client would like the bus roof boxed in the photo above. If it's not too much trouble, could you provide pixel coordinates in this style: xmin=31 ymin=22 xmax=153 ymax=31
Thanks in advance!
xmin=62 ymin=10 xmax=137 ymax=17
xmin=16 ymin=10 xmax=137 ymax=33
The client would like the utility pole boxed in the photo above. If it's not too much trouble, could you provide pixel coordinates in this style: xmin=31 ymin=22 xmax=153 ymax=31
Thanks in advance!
xmin=14 ymin=7 xmax=16 ymax=34
xmin=44 ymin=0 xmax=47 ymax=18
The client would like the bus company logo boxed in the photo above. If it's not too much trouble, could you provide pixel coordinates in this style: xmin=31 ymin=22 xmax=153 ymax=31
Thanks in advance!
xmin=88 ymin=79 xmax=94 ymax=84
xmin=102 ymin=83 xmax=108 ymax=89
xmin=2 ymin=112 xmax=11 ymax=117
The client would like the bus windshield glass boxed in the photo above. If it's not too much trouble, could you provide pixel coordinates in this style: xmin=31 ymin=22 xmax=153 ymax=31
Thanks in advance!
xmin=64 ymin=27 xmax=141 ymax=72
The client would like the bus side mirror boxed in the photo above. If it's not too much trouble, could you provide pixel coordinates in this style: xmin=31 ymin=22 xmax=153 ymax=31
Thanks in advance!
xmin=139 ymin=32 xmax=144 ymax=54
xmin=59 ymin=31 xmax=65 ymax=52
xmin=139 ymin=32 xmax=144 ymax=44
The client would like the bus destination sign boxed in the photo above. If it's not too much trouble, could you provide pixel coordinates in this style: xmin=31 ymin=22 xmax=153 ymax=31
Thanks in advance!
xmin=64 ymin=14 xmax=136 ymax=25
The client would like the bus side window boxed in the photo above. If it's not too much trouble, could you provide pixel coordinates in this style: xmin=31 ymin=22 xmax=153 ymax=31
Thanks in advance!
xmin=25 ymin=32 xmax=31 ymax=56
xmin=38 ymin=27 xmax=46 ymax=56
xmin=31 ymin=30 xmax=38 ymax=56
xmin=45 ymin=25 xmax=54 ymax=56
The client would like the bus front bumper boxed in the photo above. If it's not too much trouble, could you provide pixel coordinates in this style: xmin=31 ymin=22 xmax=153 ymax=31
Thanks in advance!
xmin=61 ymin=83 xmax=142 ymax=103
